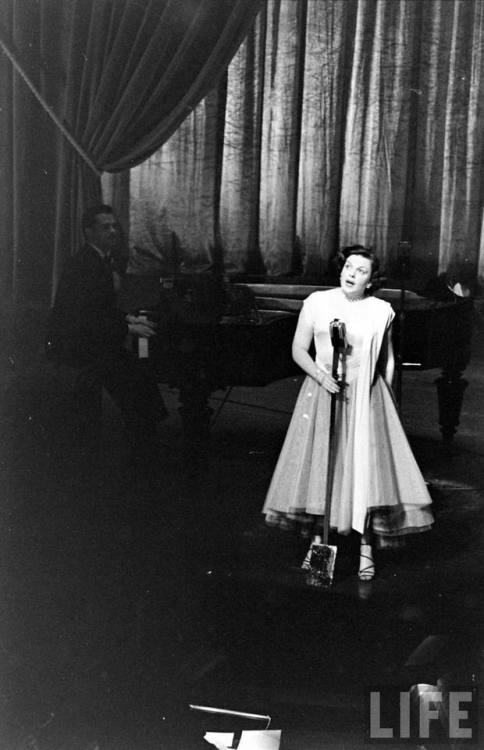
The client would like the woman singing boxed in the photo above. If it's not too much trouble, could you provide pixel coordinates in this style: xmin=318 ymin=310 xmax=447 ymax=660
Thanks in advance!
xmin=262 ymin=245 xmax=434 ymax=580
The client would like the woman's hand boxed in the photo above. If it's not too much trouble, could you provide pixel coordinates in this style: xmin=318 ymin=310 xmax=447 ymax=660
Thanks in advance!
xmin=317 ymin=370 xmax=340 ymax=394
xmin=291 ymin=307 xmax=339 ymax=394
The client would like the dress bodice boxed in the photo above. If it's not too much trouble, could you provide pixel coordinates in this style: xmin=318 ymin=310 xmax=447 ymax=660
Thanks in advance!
xmin=301 ymin=288 xmax=394 ymax=380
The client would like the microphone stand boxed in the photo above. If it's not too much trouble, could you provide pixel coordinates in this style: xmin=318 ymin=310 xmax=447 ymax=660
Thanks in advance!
xmin=302 ymin=320 xmax=344 ymax=586
xmin=322 ymin=321 xmax=345 ymax=549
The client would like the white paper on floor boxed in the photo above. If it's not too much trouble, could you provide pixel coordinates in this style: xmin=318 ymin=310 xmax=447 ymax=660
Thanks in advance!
xmin=203 ymin=729 xmax=281 ymax=749
xmin=237 ymin=730 xmax=281 ymax=749
xmin=204 ymin=731 xmax=235 ymax=749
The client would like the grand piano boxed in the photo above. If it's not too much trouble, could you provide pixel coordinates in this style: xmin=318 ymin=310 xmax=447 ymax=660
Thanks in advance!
xmin=120 ymin=275 xmax=473 ymax=442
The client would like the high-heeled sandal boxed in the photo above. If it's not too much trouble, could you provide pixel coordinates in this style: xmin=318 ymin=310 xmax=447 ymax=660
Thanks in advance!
xmin=358 ymin=543 xmax=375 ymax=581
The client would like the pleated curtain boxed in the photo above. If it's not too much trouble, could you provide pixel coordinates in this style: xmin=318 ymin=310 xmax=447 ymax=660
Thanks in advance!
xmin=129 ymin=0 xmax=484 ymax=284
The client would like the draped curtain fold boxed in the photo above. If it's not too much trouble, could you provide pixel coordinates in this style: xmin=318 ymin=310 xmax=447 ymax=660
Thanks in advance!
xmin=296 ymin=0 xmax=356 ymax=277
xmin=340 ymin=0 xmax=417 ymax=258
xmin=257 ymin=0 xmax=306 ymax=276
xmin=0 ymin=0 xmax=265 ymax=303
xmin=128 ymin=86 xmax=225 ymax=274
xmin=219 ymin=9 xmax=267 ymax=276
xmin=437 ymin=0 xmax=484 ymax=274
xmin=130 ymin=0 xmax=484 ymax=285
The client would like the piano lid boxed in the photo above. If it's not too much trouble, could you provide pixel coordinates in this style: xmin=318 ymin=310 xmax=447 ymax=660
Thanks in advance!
xmin=239 ymin=283 xmax=442 ymax=313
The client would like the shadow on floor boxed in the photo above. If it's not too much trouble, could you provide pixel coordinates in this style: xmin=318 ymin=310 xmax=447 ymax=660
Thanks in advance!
xmin=1 ymin=315 xmax=483 ymax=749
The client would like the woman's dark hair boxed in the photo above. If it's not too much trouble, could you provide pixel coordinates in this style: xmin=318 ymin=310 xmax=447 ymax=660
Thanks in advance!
xmin=335 ymin=244 xmax=383 ymax=293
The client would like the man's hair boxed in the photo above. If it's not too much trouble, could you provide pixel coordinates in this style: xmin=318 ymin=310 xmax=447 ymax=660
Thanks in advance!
xmin=335 ymin=244 xmax=383 ymax=291
xmin=81 ymin=204 xmax=114 ymax=234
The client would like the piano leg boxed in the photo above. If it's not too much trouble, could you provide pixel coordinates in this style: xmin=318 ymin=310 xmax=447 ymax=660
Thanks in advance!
xmin=435 ymin=370 xmax=468 ymax=443
xmin=178 ymin=376 xmax=213 ymax=445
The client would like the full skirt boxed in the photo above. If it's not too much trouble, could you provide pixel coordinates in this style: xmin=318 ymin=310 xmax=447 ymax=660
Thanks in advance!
xmin=262 ymin=374 xmax=434 ymax=543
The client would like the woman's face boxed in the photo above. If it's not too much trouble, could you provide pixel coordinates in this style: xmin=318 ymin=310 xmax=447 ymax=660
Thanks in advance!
xmin=340 ymin=254 xmax=373 ymax=298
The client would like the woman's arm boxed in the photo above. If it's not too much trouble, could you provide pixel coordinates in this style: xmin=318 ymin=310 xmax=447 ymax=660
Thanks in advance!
xmin=291 ymin=310 xmax=339 ymax=393
xmin=382 ymin=324 xmax=395 ymax=387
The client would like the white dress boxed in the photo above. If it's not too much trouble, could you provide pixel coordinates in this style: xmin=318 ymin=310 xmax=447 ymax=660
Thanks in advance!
xmin=262 ymin=288 xmax=434 ymax=542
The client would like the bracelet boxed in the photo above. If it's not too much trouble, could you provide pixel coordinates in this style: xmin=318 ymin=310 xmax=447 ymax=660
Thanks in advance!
xmin=315 ymin=368 xmax=325 ymax=385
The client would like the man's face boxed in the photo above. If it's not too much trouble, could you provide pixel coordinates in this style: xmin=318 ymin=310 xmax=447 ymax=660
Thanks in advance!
xmin=86 ymin=213 xmax=118 ymax=254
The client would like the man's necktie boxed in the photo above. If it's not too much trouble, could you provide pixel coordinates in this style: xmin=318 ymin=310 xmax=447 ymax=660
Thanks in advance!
xmin=103 ymin=253 xmax=121 ymax=291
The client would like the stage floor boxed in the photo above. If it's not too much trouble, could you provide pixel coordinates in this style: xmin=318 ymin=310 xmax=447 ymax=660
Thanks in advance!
xmin=1 ymin=309 xmax=483 ymax=749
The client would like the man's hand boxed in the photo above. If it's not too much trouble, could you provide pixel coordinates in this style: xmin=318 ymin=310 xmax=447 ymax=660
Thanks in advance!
xmin=126 ymin=314 xmax=157 ymax=337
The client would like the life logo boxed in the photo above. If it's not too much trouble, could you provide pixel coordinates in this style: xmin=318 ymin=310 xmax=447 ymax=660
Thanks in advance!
xmin=367 ymin=684 xmax=478 ymax=743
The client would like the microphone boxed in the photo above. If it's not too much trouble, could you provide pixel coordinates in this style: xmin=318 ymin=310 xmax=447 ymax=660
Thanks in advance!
xmin=330 ymin=319 xmax=347 ymax=350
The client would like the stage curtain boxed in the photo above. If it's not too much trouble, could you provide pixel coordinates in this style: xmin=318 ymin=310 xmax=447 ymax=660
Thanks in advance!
xmin=340 ymin=0 xmax=484 ymax=281
xmin=339 ymin=0 xmax=418 ymax=263
xmin=0 ymin=0 xmax=265 ymax=303
xmin=128 ymin=85 xmax=226 ymax=275
xmin=130 ymin=0 xmax=484 ymax=285
xmin=296 ymin=0 xmax=357 ymax=277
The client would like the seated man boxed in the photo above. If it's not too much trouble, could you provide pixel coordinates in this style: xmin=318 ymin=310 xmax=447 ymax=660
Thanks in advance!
xmin=46 ymin=204 xmax=167 ymax=455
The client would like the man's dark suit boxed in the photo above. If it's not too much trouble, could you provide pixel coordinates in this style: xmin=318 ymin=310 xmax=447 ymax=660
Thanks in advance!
xmin=47 ymin=244 xmax=166 ymax=445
